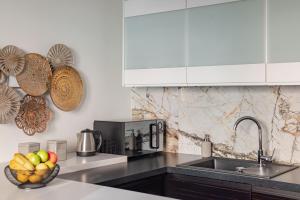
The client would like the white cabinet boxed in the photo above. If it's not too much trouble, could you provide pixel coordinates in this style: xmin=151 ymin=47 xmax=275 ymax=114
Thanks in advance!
xmin=124 ymin=0 xmax=296 ymax=87
xmin=267 ymin=0 xmax=300 ymax=84
xmin=187 ymin=0 xmax=266 ymax=85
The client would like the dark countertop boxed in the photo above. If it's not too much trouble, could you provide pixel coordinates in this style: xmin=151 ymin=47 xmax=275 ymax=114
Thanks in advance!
xmin=58 ymin=152 xmax=200 ymax=185
xmin=59 ymin=153 xmax=300 ymax=198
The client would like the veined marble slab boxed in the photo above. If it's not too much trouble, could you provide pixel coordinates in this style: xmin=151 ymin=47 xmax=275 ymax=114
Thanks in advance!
xmin=131 ymin=86 xmax=300 ymax=165
xmin=58 ymin=153 xmax=127 ymax=174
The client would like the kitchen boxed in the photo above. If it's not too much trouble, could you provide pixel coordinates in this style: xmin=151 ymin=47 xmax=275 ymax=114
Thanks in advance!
xmin=1 ymin=0 xmax=300 ymax=199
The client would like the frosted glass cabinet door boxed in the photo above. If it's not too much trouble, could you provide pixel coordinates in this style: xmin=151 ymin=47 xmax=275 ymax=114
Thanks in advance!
xmin=187 ymin=0 xmax=266 ymax=85
xmin=125 ymin=10 xmax=186 ymax=70
xmin=124 ymin=10 xmax=187 ymax=86
xmin=267 ymin=0 xmax=300 ymax=83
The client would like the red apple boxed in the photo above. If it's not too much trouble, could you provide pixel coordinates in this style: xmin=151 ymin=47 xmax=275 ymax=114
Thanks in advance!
xmin=48 ymin=151 xmax=58 ymax=164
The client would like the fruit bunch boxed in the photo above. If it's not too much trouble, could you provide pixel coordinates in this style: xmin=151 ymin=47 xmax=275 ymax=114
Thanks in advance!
xmin=9 ymin=150 xmax=58 ymax=184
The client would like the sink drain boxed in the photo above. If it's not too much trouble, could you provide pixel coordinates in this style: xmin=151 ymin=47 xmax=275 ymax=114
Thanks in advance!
xmin=236 ymin=167 xmax=246 ymax=173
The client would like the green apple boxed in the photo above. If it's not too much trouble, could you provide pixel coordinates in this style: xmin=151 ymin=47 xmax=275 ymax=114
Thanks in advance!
xmin=26 ymin=153 xmax=41 ymax=166
xmin=37 ymin=150 xmax=49 ymax=162
xmin=45 ymin=161 xmax=55 ymax=170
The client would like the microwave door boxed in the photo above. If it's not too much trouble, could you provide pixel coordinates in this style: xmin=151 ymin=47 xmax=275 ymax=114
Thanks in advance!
xmin=150 ymin=123 xmax=160 ymax=150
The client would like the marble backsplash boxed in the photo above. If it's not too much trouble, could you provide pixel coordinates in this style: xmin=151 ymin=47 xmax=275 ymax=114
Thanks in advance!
xmin=131 ymin=87 xmax=300 ymax=164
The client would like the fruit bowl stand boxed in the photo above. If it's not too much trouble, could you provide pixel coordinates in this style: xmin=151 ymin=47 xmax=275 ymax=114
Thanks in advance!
xmin=4 ymin=165 xmax=60 ymax=189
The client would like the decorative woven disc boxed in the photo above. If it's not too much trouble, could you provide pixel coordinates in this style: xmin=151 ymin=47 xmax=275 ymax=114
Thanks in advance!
xmin=50 ymin=66 xmax=83 ymax=111
xmin=0 ymin=71 xmax=7 ymax=85
xmin=15 ymin=95 xmax=51 ymax=136
xmin=0 ymin=45 xmax=25 ymax=76
xmin=16 ymin=53 xmax=52 ymax=96
xmin=47 ymin=44 xmax=73 ymax=68
xmin=0 ymin=85 xmax=21 ymax=124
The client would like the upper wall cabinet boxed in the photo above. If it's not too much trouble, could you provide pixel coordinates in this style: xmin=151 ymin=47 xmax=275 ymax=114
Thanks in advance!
xmin=187 ymin=0 xmax=266 ymax=85
xmin=124 ymin=0 xmax=187 ymax=86
xmin=267 ymin=0 xmax=300 ymax=84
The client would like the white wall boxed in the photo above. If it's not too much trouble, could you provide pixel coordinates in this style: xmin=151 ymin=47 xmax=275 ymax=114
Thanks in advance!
xmin=0 ymin=0 xmax=131 ymax=162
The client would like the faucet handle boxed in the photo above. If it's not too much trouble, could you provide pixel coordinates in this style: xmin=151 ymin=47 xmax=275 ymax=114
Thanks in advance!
xmin=260 ymin=155 xmax=273 ymax=162
xmin=260 ymin=149 xmax=275 ymax=163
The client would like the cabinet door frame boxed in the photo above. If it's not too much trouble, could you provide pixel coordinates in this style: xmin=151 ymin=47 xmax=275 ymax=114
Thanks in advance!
xmin=187 ymin=0 xmax=241 ymax=8
xmin=187 ymin=64 xmax=266 ymax=86
xmin=186 ymin=0 xmax=267 ymax=86
xmin=124 ymin=67 xmax=187 ymax=87
xmin=266 ymin=0 xmax=300 ymax=85
xmin=123 ymin=0 xmax=188 ymax=87
xmin=124 ymin=0 xmax=187 ymax=17
xmin=267 ymin=63 xmax=300 ymax=85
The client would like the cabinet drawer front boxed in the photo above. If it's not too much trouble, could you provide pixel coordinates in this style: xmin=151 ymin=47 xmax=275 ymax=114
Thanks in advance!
xmin=252 ymin=193 xmax=295 ymax=200
xmin=165 ymin=174 xmax=251 ymax=200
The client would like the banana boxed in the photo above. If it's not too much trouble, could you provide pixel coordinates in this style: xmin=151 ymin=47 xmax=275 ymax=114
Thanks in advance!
xmin=13 ymin=153 xmax=35 ymax=171
xmin=9 ymin=160 xmax=27 ymax=171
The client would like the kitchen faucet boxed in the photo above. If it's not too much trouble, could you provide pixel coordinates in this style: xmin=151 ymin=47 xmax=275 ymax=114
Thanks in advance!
xmin=233 ymin=116 xmax=272 ymax=166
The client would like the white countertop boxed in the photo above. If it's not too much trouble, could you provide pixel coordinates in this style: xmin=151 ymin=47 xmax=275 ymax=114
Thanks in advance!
xmin=58 ymin=153 xmax=127 ymax=174
xmin=0 ymin=177 xmax=173 ymax=200
xmin=0 ymin=154 xmax=174 ymax=200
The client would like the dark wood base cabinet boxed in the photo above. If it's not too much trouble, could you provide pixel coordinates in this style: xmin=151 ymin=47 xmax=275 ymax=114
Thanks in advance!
xmin=109 ymin=173 xmax=297 ymax=200
xmin=252 ymin=193 xmax=294 ymax=200
xmin=165 ymin=174 xmax=251 ymax=200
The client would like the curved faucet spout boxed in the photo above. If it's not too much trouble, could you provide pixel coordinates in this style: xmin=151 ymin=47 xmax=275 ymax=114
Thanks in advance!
xmin=233 ymin=116 xmax=263 ymax=163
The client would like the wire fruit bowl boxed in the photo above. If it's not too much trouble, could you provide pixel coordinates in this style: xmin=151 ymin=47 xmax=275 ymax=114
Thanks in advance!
xmin=4 ymin=164 xmax=60 ymax=189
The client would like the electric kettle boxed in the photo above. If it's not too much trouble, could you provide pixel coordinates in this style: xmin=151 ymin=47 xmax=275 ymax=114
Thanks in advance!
xmin=77 ymin=129 xmax=102 ymax=157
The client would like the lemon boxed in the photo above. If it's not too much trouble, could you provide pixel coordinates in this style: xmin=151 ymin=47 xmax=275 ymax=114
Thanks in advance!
xmin=16 ymin=172 xmax=29 ymax=183
xmin=29 ymin=175 xmax=42 ymax=184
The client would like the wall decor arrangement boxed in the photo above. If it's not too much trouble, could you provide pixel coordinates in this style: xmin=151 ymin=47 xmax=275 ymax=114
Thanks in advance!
xmin=0 ymin=44 xmax=84 ymax=135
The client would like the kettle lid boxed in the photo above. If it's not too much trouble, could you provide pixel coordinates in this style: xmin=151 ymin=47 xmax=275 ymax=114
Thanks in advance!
xmin=80 ymin=129 xmax=93 ymax=133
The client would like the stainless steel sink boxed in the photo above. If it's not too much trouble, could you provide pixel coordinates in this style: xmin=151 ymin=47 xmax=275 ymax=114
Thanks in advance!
xmin=179 ymin=157 xmax=298 ymax=179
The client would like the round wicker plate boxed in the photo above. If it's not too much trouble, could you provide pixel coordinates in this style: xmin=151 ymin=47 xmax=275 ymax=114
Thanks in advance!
xmin=16 ymin=53 xmax=52 ymax=96
xmin=47 ymin=44 xmax=73 ymax=69
xmin=15 ymin=95 xmax=51 ymax=136
xmin=0 ymin=85 xmax=21 ymax=124
xmin=0 ymin=45 xmax=25 ymax=76
xmin=50 ymin=66 xmax=83 ymax=111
